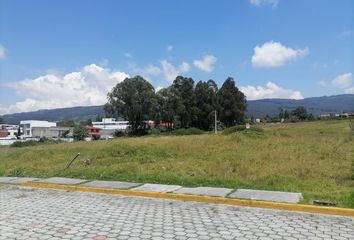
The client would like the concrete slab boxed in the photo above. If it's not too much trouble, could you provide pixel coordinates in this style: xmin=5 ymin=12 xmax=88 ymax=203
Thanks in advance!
xmin=0 ymin=177 xmax=18 ymax=183
xmin=35 ymin=177 xmax=88 ymax=185
xmin=174 ymin=187 xmax=233 ymax=197
xmin=229 ymin=189 xmax=302 ymax=203
xmin=132 ymin=183 xmax=182 ymax=193
xmin=8 ymin=177 xmax=40 ymax=184
xmin=80 ymin=180 xmax=141 ymax=189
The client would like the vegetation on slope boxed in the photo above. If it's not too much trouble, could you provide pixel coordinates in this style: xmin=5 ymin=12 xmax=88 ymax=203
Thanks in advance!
xmin=0 ymin=120 xmax=353 ymax=208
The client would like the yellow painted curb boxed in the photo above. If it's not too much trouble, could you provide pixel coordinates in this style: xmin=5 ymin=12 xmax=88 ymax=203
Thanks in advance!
xmin=21 ymin=181 xmax=354 ymax=217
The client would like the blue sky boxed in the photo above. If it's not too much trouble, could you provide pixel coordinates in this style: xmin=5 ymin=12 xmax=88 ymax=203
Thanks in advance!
xmin=0 ymin=0 xmax=353 ymax=114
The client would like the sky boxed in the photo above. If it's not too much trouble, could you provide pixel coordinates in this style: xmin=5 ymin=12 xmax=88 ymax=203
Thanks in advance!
xmin=0 ymin=0 xmax=353 ymax=114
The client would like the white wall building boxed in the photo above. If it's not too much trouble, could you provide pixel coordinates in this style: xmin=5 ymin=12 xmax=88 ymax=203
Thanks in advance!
xmin=20 ymin=120 xmax=56 ymax=138
xmin=92 ymin=118 xmax=129 ymax=131
xmin=92 ymin=118 xmax=130 ymax=138
xmin=0 ymin=124 xmax=18 ymax=139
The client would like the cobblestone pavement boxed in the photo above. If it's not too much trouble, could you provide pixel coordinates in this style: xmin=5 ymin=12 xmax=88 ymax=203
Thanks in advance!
xmin=0 ymin=185 xmax=353 ymax=240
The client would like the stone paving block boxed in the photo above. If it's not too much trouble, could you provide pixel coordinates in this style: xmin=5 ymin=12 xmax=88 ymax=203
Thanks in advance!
xmin=174 ymin=187 xmax=233 ymax=197
xmin=8 ymin=177 xmax=40 ymax=184
xmin=0 ymin=185 xmax=353 ymax=240
xmin=229 ymin=189 xmax=302 ymax=203
xmin=0 ymin=177 xmax=18 ymax=183
xmin=132 ymin=183 xmax=182 ymax=193
xmin=35 ymin=177 xmax=88 ymax=185
xmin=80 ymin=180 xmax=141 ymax=189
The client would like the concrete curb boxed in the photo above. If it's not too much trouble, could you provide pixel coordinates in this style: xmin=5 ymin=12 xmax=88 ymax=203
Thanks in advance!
xmin=21 ymin=181 xmax=354 ymax=218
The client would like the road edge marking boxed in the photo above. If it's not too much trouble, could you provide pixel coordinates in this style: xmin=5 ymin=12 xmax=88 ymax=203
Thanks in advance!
xmin=20 ymin=181 xmax=354 ymax=217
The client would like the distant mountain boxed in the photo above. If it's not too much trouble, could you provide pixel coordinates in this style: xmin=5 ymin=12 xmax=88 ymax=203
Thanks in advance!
xmin=246 ymin=94 xmax=354 ymax=117
xmin=1 ymin=105 xmax=105 ymax=124
xmin=1 ymin=94 xmax=353 ymax=124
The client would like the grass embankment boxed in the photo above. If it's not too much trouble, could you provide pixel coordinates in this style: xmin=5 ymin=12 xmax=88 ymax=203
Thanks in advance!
xmin=0 ymin=120 xmax=353 ymax=208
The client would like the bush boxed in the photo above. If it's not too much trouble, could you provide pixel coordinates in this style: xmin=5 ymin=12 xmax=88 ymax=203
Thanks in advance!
xmin=73 ymin=125 xmax=88 ymax=140
xmin=11 ymin=140 xmax=39 ymax=148
xmin=10 ymin=138 xmax=60 ymax=148
xmin=114 ymin=130 xmax=127 ymax=138
xmin=223 ymin=125 xmax=246 ymax=135
xmin=167 ymin=128 xmax=205 ymax=136
xmin=249 ymin=126 xmax=264 ymax=133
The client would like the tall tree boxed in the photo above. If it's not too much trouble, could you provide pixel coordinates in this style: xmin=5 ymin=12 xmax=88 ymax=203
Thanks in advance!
xmin=292 ymin=106 xmax=308 ymax=120
xmin=73 ymin=125 xmax=88 ymax=141
xmin=105 ymin=76 xmax=157 ymax=133
xmin=194 ymin=80 xmax=219 ymax=130
xmin=156 ymin=87 xmax=175 ymax=129
xmin=217 ymin=77 xmax=247 ymax=127
xmin=170 ymin=76 xmax=197 ymax=128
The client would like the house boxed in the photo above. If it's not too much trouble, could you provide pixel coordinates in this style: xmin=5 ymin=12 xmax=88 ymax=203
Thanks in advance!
xmin=92 ymin=118 xmax=130 ymax=138
xmin=85 ymin=125 xmax=101 ymax=140
xmin=0 ymin=130 xmax=9 ymax=139
xmin=0 ymin=124 xmax=19 ymax=139
xmin=31 ymin=126 xmax=73 ymax=139
xmin=319 ymin=113 xmax=331 ymax=119
xmin=20 ymin=120 xmax=57 ymax=139
xmin=92 ymin=118 xmax=130 ymax=131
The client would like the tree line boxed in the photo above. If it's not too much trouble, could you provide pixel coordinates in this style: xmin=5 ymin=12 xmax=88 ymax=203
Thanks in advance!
xmin=104 ymin=75 xmax=247 ymax=133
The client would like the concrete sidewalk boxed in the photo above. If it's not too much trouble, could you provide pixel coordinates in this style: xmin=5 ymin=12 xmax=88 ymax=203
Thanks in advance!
xmin=0 ymin=176 xmax=302 ymax=203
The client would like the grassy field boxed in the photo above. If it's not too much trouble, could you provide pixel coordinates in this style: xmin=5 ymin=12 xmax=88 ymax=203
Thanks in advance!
xmin=0 ymin=120 xmax=353 ymax=208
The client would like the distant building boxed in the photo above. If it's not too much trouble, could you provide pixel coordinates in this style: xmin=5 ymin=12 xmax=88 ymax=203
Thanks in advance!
xmin=85 ymin=125 xmax=101 ymax=140
xmin=0 ymin=124 xmax=18 ymax=139
xmin=92 ymin=118 xmax=129 ymax=131
xmin=92 ymin=118 xmax=130 ymax=138
xmin=319 ymin=113 xmax=331 ymax=119
xmin=0 ymin=124 xmax=19 ymax=130
xmin=31 ymin=126 xmax=73 ymax=139
xmin=20 ymin=120 xmax=56 ymax=138
xmin=0 ymin=130 xmax=9 ymax=139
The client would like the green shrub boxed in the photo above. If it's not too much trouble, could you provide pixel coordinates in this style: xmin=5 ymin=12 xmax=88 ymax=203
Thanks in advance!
xmin=249 ymin=126 xmax=264 ymax=133
xmin=114 ymin=130 xmax=127 ymax=138
xmin=11 ymin=140 xmax=40 ymax=148
xmin=10 ymin=138 xmax=60 ymax=148
xmin=73 ymin=125 xmax=88 ymax=140
xmin=167 ymin=128 xmax=205 ymax=136
xmin=223 ymin=125 xmax=246 ymax=135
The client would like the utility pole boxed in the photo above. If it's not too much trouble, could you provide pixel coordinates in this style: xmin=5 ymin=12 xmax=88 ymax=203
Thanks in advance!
xmin=214 ymin=110 xmax=217 ymax=134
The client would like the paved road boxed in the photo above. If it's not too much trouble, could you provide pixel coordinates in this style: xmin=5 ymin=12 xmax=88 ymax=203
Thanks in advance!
xmin=0 ymin=185 xmax=353 ymax=240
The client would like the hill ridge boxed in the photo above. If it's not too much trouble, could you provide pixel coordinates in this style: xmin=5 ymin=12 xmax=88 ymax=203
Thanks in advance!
xmin=1 ymin=94 xmax=353 ymax=124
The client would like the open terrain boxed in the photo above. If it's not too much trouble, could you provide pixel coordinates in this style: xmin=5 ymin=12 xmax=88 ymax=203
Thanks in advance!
xmin=0 ymin=120 xmax=353 ymax=208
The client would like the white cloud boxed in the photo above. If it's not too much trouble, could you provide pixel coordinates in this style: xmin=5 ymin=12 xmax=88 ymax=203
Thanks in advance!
xmin=240 ymin=82 xmax=303 ymax=100
xmin=167 ymin=45 xmax=173 ymax=52
xmin=346 ymin=87 xmax=354 ymax=94
xmin=179 ymin=62 xmax=191 ymax=72
xmin=317 ymin=80 xmax=327 ymax=87
xmin=331 ymin=73 xmax=353 ymax=89
xmin=0 ymin=44 xmax=6 ymax=59
xmin=252 ymin=41 xmax=309 ymax=68
xmin=0 ymin=64 xmax=129 ymax=114
xmin=193 ymin=54 xmax=217 ymax=72
xmin=250 ymin=0 xmax=279 ymax=8
xmin=338 ymin=30 xmax=353 ymax=38
xmin=124 ymin=52 xmax=132 ymax=58
xmin=131 ymin=64 xmax=162 ymax=76
xmin=160 ymin=60 xmax=191 ymax=82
